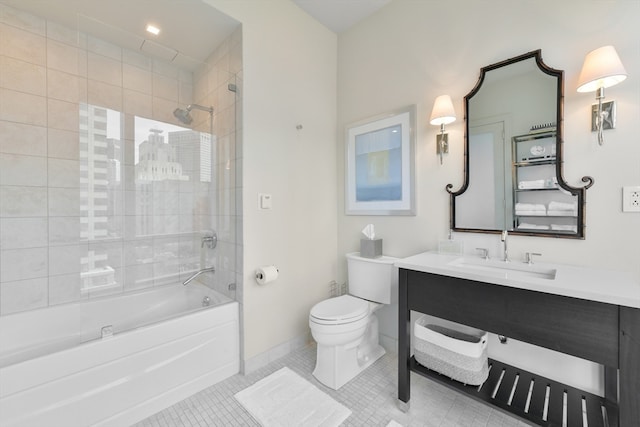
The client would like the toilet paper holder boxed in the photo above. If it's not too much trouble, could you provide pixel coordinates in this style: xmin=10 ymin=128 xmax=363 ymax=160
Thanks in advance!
xmin=255 ymin=265 xmax=279 ymax=285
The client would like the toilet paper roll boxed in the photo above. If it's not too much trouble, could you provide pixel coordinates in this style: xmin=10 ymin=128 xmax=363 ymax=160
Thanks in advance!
xmin=255 ymin=265 xmax=278 ymax=285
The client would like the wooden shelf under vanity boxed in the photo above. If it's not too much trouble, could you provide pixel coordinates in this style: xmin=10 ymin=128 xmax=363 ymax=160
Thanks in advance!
xmin=410 ymin=357 xmax=617 ymax=427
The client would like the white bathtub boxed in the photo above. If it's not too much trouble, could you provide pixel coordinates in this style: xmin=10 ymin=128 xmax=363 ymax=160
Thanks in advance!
xmin=0 ymin=283 xmax=239 ymax=427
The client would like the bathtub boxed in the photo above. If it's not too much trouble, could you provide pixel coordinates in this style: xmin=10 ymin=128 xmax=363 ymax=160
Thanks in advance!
xmin=0 ymin=283 xmax=239 ymax=427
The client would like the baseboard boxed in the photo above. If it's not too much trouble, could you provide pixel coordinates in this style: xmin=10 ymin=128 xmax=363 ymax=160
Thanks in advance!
xmin=242 ymin=331 xmax=311 ymax=374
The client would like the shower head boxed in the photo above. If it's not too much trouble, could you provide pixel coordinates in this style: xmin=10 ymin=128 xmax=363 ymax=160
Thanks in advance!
xmin=173 ymin=104 xmax=213 ymax=125
xmin=173 ymin=107 xmax=193 ymax=125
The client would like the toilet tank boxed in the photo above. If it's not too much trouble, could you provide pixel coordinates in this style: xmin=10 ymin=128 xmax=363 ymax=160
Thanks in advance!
xmin=346 ymin=252 xmax=398 ymax=304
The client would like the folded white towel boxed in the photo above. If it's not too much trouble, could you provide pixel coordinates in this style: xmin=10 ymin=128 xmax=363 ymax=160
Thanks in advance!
xmin=551 ymin=224 xmax=578 ymax=232
xmin=548 ymin=210 xmax=577 ymax=217
xmin=516 ymin=210 xmax=547 ymax=216
xmin=518 ymin=223 xmax=550 ymax=230
xmin=518 ymin=180 xmax=545 ymax=189
xmin=548 ymin=201 xmax=577 ymax=211
xmin=515 ymin=203 xmax=546 ymax=212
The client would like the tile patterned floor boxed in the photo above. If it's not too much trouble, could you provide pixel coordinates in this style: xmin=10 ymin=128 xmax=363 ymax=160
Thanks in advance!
xmin=135 ymin=344 xmax=533 ymax=427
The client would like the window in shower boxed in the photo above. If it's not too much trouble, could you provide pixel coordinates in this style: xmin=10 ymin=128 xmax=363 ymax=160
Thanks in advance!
xmin=80 ymin=104 xmax=215 ymax=294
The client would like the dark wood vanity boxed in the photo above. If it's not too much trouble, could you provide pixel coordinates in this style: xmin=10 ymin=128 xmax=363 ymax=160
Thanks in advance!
xmin=398 ymin=267 xmax=640 ymax=427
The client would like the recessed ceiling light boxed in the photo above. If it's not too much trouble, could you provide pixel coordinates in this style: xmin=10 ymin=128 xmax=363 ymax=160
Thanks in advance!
xmin=146 ymin=24 xmax=160 ymax=36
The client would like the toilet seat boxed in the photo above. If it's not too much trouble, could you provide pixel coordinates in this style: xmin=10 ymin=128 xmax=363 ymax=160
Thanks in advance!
xmin=310 ymin=295 xmax=369 ymax=325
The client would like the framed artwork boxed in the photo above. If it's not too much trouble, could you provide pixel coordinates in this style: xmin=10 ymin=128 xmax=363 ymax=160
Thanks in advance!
xmin=345 ymin=105 xmax=416 ymax=215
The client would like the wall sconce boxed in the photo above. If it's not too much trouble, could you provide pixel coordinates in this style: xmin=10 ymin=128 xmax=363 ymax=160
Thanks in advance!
xmin=577 ymin=45 xmax=627 ymax=145
xmin=430 ymin=95 xmax=456 ymax=164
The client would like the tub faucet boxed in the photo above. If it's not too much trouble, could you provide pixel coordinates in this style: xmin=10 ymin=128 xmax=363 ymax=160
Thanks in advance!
xmin=183 ymin=267 xmax=215 ymax=286
xmin=501 ymin=230 xmax=510 ymax=262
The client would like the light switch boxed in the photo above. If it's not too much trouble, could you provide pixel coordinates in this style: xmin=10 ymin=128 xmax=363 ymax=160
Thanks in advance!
xmin=259 ymin=193 xmax=272 ymax=209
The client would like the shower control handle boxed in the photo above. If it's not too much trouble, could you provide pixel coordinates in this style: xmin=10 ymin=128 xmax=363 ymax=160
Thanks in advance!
xmin=202 ymin=233 xmax=217 ymax=249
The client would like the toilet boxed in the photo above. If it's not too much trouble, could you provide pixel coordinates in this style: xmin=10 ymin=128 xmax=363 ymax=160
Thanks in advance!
xmin=309 ymin=252 xmax=398 ymax=389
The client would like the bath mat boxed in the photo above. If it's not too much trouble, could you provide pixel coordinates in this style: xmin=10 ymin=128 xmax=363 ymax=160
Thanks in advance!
xmin=386 ymin=421 xmax=403 ymax=427
xmin=235 ymin=367 xmax=351 ymax=427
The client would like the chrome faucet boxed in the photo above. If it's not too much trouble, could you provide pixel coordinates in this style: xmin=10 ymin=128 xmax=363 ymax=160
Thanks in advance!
xmin=501 ymin=230 xmax=510 ymax=262
xmin=182 ymin=267 xmax=215 ymax=286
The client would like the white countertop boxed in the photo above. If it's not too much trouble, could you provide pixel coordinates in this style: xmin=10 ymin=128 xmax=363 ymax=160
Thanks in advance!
xmin=395 ymin=251 xmax=640 ymax=309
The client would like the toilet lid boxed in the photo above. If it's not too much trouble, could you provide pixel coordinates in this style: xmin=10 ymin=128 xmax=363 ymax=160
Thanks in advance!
xmin=310 ymin=295 xmax=369 ymax=323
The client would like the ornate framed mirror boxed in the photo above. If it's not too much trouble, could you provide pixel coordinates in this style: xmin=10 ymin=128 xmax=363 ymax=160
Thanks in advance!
xmin=447 ymin=50 xmax=593 ymax=239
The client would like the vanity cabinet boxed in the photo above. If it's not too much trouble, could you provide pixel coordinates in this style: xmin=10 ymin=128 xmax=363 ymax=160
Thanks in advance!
xmin=512 ymin=131 xmax=578 ymax=234
xmin=398 ymin=267 xmax=640 ymax=427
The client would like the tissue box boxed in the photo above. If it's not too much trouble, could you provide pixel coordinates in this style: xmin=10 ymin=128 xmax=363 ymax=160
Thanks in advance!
xmin=414 ymin=316 xmax=489 ymax=386
xmin=360 ymin=238 xmax=382 ymax=258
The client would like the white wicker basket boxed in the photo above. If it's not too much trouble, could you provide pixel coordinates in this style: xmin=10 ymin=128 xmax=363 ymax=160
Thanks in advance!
xmin=414 ymin=316 xmax=489 ymax=385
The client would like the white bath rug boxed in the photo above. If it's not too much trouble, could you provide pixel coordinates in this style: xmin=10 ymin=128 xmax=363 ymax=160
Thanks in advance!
xmin=235 ymin=367 xmax=351 ymax=427
xmin=386 ymin=421 xmax=403 ymax=427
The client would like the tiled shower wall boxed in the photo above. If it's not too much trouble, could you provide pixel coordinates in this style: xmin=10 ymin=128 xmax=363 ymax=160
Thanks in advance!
xmin=0 ymin=4 xmax=242 ymax=315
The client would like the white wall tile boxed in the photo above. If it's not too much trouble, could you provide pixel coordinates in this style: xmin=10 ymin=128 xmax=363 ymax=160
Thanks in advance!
xmin=123 ymin=63 xmax=152 ymax=94
xmin=0 ymin=277 xmax=48 ymax=315
xmin=48 ymin=217 xmax=81 ymax=245
xmin=0 ymin=3 xmax=46 ymax=35
xmin=46 ymin=21 xmax=86 ymax=48
xmin=152 ymin=73 xmax=179 ymax=101
xmin=0 ymin=186 xmax=47 ymax=217
xmin=87 ymin=35 xmax=121 ymax=61
xmin=0 ymin=55 xmax=46 ymax=95
xmin=0 ymin=217 xmax=48 ymax=249
xmin=47 ymin=69 xmax=86 ymax=103
xmin=46 ymin=39 xmax=83 ymax=75
xmin=0 ymin=7 xmax=240 ymax=318
xmin=85 ymin=267 xmax=123 ymax=298
xmin=48 ymin=272 xmax=85 ymax=306
xmin=122 ymin=49 xmax=152 ymax=71
xmin=47 ymin=128 xmax=79 ymax=160
xmin=49 ymin=244 xmax=87 ymax=276
xmin=88 ymin=52 xmax=122 ymax=86
xmin=124 ymin=263 xmax=154 ymax=291
xmin=0 ymin=121 xmax=47 ymax=156
xmin=48 ymin=187 xmax=80 ymax=216
xmin=123 ymin=239 xmax=154 ymax=265
xmin=88 ymin=240 xmax=123 ymax=269
xmin=0 ymin=23 xmax=46 ymax=65
xmin=0 ymin=88 xmax=47 ymax=126
xmin=0 ymin=153 xmax=47 ymax=186
xmin=47 ymin=99 xmax=79 ymax=132
xmin=152 ymin=59 xmax=179 ymax=79
xmin=123 ymin=89 xmax=152 ymax=117
xmin=1 ymin=247 xmax=48 ymax=282
xmin=87 ymin=79 xmax=122 ymax=112
xmin=48 ymin=158 xmax=79 ymax=188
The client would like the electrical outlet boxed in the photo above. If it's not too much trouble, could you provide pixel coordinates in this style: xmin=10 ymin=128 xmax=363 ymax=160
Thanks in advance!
xmin=622 ymin=186 xmax=640 ymax=212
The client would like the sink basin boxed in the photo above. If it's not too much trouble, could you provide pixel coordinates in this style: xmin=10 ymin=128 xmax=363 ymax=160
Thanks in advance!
xmin=447 ymin=258 xmax=557 ymax=280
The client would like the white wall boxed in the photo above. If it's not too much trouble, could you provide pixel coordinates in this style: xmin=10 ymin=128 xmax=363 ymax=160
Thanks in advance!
xmin=337 ymin=0 xmax=639 ymax=394
xmin=204 ymin=0 xmax=338 ymax=366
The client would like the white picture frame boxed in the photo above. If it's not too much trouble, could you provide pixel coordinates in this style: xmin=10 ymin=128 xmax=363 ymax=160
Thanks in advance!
xmin=345 ymin=105 xmax=416 ymax=215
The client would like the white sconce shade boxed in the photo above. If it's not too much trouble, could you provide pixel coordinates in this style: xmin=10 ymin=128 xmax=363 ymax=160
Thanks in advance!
xmin=430 ymin=95 xmax=456 ymax=164
xmin=577 ymin=45 xmax=627 ymax=93
xmin=576 ymin=46 xmax=627 ymax=145
xmin=430 ymin=95 xmax=457 ymax=125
